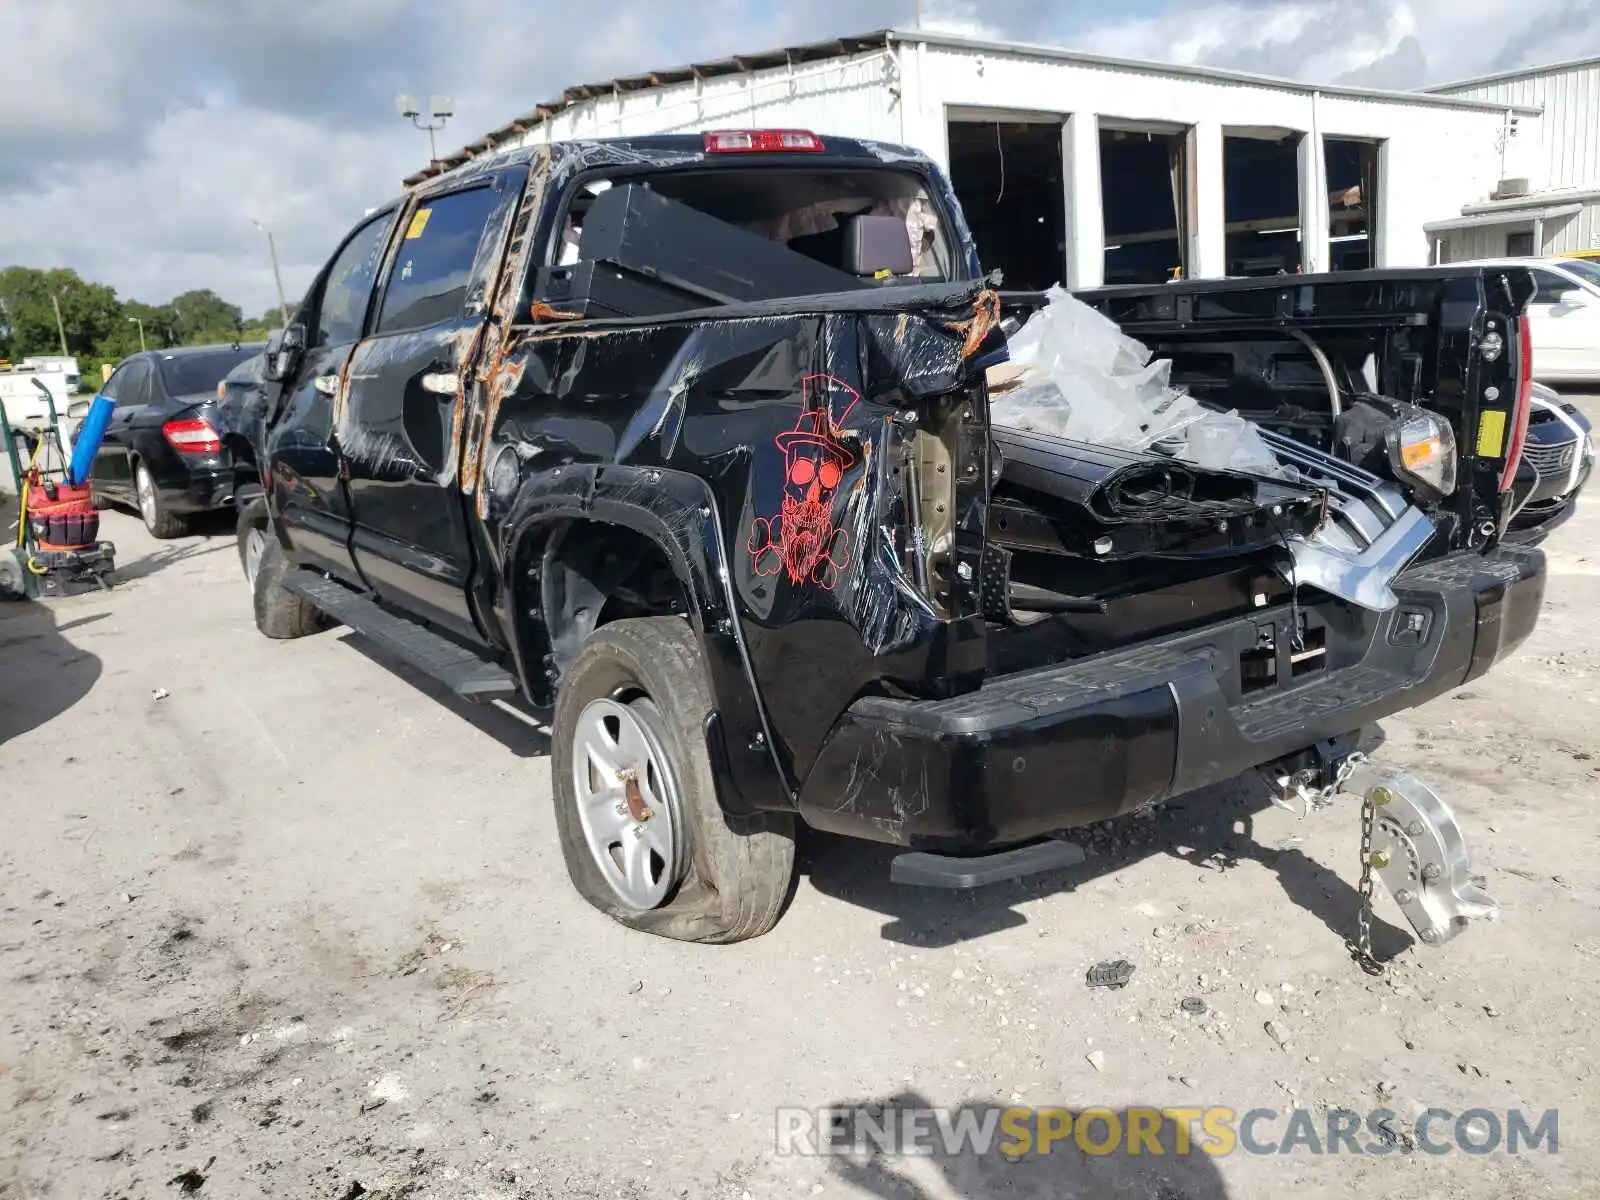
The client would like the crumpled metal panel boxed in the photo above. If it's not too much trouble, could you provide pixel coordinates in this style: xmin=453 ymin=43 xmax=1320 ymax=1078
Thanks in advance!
xmin=471 ymin=271 xmax=996 ymax=783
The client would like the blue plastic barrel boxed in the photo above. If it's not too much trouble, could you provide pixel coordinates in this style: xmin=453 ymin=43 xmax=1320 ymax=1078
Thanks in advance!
xmin=67 ymin=394 xmax=116 ymax=486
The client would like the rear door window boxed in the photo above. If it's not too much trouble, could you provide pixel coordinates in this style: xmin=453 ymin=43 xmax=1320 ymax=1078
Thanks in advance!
xmin=374 ymin=186 xmax=500 ymax=334
xmin=157 ymin=347 xmax=259 ymax=396
xmin=110 ymin=359 xmax=153 ymax=407
xmin=1530 ymin=269 xmax=1570 ymax=305
xmin=317 ymin=212 xmax=395 ymax=347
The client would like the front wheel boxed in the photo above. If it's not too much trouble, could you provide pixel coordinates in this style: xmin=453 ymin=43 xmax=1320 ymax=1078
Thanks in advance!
xmin=251 ymin=535 xmax=327 ymax=640
xmin=551 ymin=615 xmax=795 ymax=943
xmin=236 ymin=497 xmax=271 ymax=594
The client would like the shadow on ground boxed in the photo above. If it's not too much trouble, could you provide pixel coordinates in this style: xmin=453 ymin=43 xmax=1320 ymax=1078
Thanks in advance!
xmin=339 ymin=634 xmax=551 ymax=759
xmin=106 ymin=510 xmax=238 ymax=585
xmin=800 ymin=727 xmax=1411 ymax=964
xmin=110 ymin=538 xmax=233 ymax=584
xmin=804 ymin=1090 xmax=1230 ymax=1199
xmin=0 ymin=596 xmax=103 ymax=745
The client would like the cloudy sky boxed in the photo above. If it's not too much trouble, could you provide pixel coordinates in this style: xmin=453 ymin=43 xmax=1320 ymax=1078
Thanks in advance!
xmin=6 ymin=0 xmax=1598 ymax=316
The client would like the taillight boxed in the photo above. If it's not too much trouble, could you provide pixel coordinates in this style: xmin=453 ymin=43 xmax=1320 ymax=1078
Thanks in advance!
xmin=703 ymin=129 xmax=824 ymax=154
xmin=163 ymin=417 xmax=221 ymax=454
xmin=1499 ymin=316 xmax=1534 ymax=493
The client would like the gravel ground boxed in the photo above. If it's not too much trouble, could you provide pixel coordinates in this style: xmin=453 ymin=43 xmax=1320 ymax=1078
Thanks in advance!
xmin=3 ymin=405 xmax=1600 ymax=1200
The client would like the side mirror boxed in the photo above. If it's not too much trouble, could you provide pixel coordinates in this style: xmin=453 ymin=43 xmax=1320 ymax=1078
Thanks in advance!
xmin=67 ymin=400 xmax=91 ymax=421
xmin=1553 ymin=289 xmax=1588 ymax=306
xmin=263 ymin=323 xmax=306 ymax=382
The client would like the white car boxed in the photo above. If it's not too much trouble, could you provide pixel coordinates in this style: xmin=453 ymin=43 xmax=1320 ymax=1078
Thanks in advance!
xmin=1456 ymin=257 xmax=1600 ymax=384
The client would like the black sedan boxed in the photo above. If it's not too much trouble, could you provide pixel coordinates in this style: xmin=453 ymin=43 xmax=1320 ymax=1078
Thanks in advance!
xmin=87 ymin=343 xmax=264 ymax=538
xmin=1505 ymin=383 xmax=1594 ymax=545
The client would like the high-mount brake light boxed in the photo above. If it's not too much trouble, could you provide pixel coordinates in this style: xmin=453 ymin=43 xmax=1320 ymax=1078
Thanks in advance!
xmin=703 ymin=129 xmax=825 ymax=154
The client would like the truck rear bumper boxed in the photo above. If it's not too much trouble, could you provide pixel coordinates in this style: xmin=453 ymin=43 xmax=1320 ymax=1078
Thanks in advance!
xmin=797 ymin=545 xmax=1545 ymax=852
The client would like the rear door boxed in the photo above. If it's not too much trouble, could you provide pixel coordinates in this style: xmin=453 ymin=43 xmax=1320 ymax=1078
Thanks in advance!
xmin=95 ymin=358 xmax=155 ymax=494
xmin=266 ymin=207 xmax=398 ymax=584
xmin=340 ymin=171 xmax=521 ymax=641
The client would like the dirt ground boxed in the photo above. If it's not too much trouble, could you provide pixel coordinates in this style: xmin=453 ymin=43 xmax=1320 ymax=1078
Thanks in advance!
xmin=3 ymin=406 xmax=1599 ymax=1200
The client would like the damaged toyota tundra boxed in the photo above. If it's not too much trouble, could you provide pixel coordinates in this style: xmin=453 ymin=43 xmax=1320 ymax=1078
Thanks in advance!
xmin=237 ymin=129 xmax=1540 ymax=955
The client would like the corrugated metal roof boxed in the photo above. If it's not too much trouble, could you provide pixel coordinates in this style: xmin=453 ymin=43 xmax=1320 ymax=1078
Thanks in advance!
xmin=408 ymin=25 xmax=1541 ymax=185
xmin=900 ymin=28 xmax=1540 ymax=110
xmin=1425 ymin=54 xmax=1600 ymax=94
xmin=404 ymin=31 xmax=896 ymax=184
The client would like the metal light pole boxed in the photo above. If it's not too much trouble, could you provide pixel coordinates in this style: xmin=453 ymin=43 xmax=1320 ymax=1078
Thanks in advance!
xmin=252 ymin=218 xmax=291 ymax=327
xmin=127 ymin=315 xmax=146 ymax=353
xmin=51 ymin=293 xmax=68 ymax=356
xmin=396 ymin=93 xmax=454 ymax=163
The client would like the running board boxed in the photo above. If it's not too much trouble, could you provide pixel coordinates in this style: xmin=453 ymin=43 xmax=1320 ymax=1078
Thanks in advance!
xmin=281 ymin=569 xmax=517 ymax=700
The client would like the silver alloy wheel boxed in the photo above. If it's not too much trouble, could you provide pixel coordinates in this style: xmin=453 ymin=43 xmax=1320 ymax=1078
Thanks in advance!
xmin=570 ymin=694 xmax=685 ymax=912
xmin=135 ymin=464 xmax=157 ymax=528
xmin=244 ymin=527 xmax=267 ymax=591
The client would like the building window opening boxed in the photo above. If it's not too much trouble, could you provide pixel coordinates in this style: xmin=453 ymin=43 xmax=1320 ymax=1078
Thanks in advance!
xmin=1100 ymin=125 xmax=1191 ymax=284
xmin=1326 ymin=137 xmax=1382 ymax=271
xmin=1224 ymin=131 xmax=1304 ymax=276
xmin=946 ymin=117 xmax=1065 ymax=290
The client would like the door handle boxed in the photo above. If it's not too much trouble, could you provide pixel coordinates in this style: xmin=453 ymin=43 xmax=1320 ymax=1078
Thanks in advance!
xmin=314 ymin=373 xmax=338 ymax=396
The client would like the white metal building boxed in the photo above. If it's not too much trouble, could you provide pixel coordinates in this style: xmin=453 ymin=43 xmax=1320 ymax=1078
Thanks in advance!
xmin=413 ymin=28 xmax=1539 ymax=290
xmin=1424 ymin=56 xmax=1600 ymax=261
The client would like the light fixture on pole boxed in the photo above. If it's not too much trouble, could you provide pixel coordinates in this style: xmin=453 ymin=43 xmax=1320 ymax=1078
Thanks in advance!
xmin=127 ymin=315 xmax=146 ymax=353
xmin=396 ymin=93 xmax=454 ymax=163
xmin=251 ymin=218 xmax=291 ymax=328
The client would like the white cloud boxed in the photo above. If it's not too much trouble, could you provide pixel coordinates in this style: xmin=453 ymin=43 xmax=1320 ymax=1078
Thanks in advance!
xmin=1074 ymin=0 xmax=1600 ymax=87
xmin=3 ymin=0 xmax=1598 ymax=317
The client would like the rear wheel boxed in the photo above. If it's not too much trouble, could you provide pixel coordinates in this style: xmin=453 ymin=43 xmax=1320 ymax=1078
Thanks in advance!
xmin=134 ymin=461 xmax=188 ymax=539
xmin=551 ymin=615 xmax=795 ymax=943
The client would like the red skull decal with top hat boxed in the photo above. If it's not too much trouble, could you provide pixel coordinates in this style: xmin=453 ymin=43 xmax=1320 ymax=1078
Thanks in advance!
xmin=748 ymin=373 xmax=859 ymax=589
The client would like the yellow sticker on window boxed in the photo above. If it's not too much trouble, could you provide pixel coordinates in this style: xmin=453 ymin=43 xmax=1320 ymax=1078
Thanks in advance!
xmin=405 ymin=208 xmax=432 ymax=240
xmin=1476 ymin=409 xmax=1507 ymax=458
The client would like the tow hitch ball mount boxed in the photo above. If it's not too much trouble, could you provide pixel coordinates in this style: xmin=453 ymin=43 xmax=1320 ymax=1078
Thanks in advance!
xmin=1272 ymin=749 xmax=1497 ymax=969
xmin=1342 ymin=760 xmax=1499 ymax=948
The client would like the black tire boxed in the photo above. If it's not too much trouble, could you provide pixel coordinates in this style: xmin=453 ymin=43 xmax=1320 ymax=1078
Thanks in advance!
xmin=236 ymin=496 xmax=271 ymax=591
xmin=251 ymin=535 xmax=326 ymax=640
xmin=133 ymin=459 xmax=188 ymax=539
xmin=551 ymin=615 xmax=795 ymax=943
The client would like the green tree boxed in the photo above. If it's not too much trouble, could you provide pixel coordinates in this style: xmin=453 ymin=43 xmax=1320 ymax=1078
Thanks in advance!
xmin=0 ymin=266 xmax=121 ymax=360
xmin=1 ymin=263 xmax=267 ymax=385
xmin=165 ymin=288 xmax=243 ymax=346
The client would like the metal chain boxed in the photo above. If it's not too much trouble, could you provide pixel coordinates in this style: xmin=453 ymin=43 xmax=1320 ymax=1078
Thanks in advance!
xmin=1348 ymin=789 xmax=1385 ymax=977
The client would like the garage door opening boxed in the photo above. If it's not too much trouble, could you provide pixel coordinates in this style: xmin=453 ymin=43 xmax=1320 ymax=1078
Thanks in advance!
xmin=1100 ymin=124 xmax=1191 ymax=284
xmin=946 ymin=117 xmax=1065 ymax=290
xmin=1224 ymin=130 xmax=1303 ymax=275
xmin=1326 ymin=137 xmax=1382 ymax=271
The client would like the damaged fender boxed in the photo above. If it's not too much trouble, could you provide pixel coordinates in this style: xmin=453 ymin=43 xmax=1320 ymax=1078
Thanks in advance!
xmin=498 ymin=464 xmax=792 ymax=816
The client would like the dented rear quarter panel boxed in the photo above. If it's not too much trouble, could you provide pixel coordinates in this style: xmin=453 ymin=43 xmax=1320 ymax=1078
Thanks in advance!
xmin=448 ymin=140 xmax=996 ymax=804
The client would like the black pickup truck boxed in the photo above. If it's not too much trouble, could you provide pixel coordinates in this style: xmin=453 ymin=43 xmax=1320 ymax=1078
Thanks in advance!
xmin=238 ymin=130 xmax=1545 ymax=943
